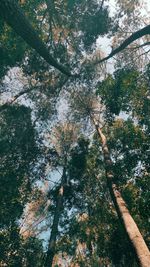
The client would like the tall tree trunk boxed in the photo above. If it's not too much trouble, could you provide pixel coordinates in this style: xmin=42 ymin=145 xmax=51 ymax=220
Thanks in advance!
xmin=44 ymin=167 xmax=67 ymax=267
xmin=0 ymin=0 xmax=71 ymax=76
xmin=93 ymin=119 xmax=150 ymax=267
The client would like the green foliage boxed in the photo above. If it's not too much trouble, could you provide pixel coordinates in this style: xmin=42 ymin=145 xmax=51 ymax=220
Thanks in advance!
xmin=0 ymin=225 xmax=43 ymax=267
xmin=0 ymin=105 xmax=37 ymax=227
xmin=0 ymin=19 xmax=27 ymax=78
xmin=45 ymin=0 xmax=112 ymax=53
xmin=97 ymin=68 xmax=139 ymax=116
xmin=0 ymin=1 xmax=150 ymax=266
xmin=0 ymin=0 xmax=44 ymax=79
xmin=0 ymin=105 xmax=44 ymax=266
xmin=79 ymin=3 xmax=112 ymax=49
xmin=108 ymin=222 xmax=138 ymax=267
xmin=0 ymin=225 xmax=22 ymax=267
xmin=107 ymin=119 xmax=146 ymax=183
xmin=105 ymin=117 xmax=150 ymax=249
xmin=21 ymin=236 xmax=44 ymax=267
xmin=69 ymin=137 xmax=89 ymax=174
xmin=57 ymin=137 xmax=141 ymax=266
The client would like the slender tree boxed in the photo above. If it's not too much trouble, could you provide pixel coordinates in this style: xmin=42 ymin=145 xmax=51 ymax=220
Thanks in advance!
xmin=69 ymin=89 xmax=150 ymax=267
xmin=44 ymin=123 xmax=78 ymax=266
xmin=92 ymin=118 xmax=150 ymax=267
xmin=44 ymin=167 xmax=67 ymax=267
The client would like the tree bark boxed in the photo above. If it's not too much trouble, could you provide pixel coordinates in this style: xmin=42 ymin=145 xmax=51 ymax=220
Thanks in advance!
xmin=0 ymin=0 xmax=71 ymax=76
xmin=95 ymin=24 xmax=150 ymax=64
xmin=93 ymin=120 xmax=150 ymax=267
xmin=44 ymin=167 xmax=67 ymax=267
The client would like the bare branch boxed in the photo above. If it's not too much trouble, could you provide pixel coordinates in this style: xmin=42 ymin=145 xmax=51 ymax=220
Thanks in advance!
xmin=0 ymin=87 xmax=33 ymax=112
xmin=0 ymin=76 xmax=69 ymax=112
xmin=128 ymin=41 xmax=150 ymax=50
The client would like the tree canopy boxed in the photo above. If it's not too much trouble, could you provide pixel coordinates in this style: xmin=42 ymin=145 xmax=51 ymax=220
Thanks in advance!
xmin=0 ymin=0 xmax=150 ymax=266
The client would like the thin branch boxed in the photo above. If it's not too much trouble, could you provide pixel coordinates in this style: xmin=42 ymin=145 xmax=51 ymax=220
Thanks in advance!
xmin=42 ymin=177 xmax=60 ymax=185
xmin=138 ymin=48 xmax=150 ymax=57
xmin=128 ymin=41 xmax=150 ymax=50
xmin=0 ymin=87 xmax=33 ymax=112
xmin=21 ymin=213 xmax=52 ymax=236
xmin=95 ymin=24 xmax=150 ymax=64
xmin=100 ymin=0 xmax=105 ymax=10
xmin=0 ymin=76 xmax=69 ymax=112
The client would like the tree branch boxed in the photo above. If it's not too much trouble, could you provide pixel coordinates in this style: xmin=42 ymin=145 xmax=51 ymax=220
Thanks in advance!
xmin=0 ymin=87 xmax=33 ymax=112
xmin=128 ymin=41 xmax=150 ymax=50
xmin=95 ymin=24 xmax=150 ymax=64
xmin=0 ymin=77 xmax=69 ymax=112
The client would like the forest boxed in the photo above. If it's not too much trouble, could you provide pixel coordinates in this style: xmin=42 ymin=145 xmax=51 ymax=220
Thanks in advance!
xmin=0 ymin=0 xmax=150 ymax=266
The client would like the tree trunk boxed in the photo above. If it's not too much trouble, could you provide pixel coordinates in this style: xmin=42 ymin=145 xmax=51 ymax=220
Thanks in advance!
xmin=44 ymin=168 xmax=67 ymax=267
xmin=0 ymin=0 xmax=71 ymax=76
xmin=93 ymin=120 xmax=150 ymax=267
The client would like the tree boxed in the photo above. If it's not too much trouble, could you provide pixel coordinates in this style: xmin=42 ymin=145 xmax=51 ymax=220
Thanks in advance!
xmin=44 ymin=123 xmax=79 ymax=266
xmin=55 ymin=136 xmax=140 ymax=266
xmin=44 ymin=167 xmax=67 ymax=267
xmin=93 ymin=119 xmax=150 ymax=267
xmin=68 ymin=87 xmax=150 ymax=266
xmin=0 ymin=227 xmax=43 ymax=267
